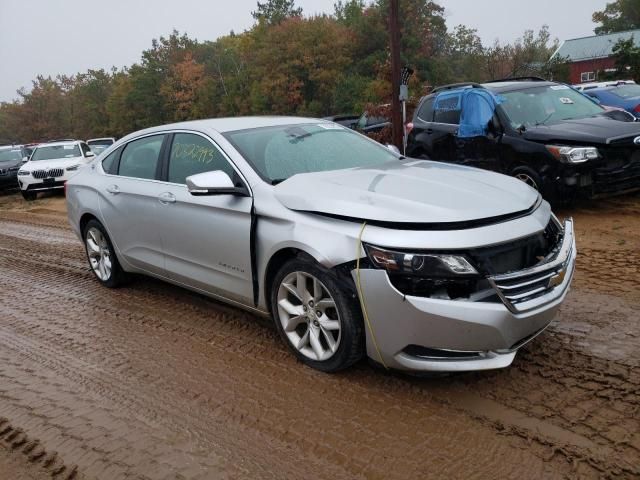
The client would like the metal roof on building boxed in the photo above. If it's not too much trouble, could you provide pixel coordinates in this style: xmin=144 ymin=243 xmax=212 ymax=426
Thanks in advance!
xmin=551 ymin=29 xmax=640 ymax=62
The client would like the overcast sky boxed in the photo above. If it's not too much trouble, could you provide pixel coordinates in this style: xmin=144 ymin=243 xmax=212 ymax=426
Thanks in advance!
xmin=0 ymin=0 xmax=607 ymax=102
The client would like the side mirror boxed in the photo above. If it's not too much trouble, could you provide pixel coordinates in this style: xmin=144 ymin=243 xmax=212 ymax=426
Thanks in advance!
xmin=22 ymin=156 xmax=29 ymax=163
xmin=186 ymin=170 xmax=249 ymax=196
xmin=85 ymin=151 xmax=95 ymax=158
xmin=385 ymin=144 xmax=401 ymax=155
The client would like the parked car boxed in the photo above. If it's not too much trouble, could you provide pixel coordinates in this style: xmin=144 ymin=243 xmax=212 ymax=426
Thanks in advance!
xmin=576 ymin=81 xmax=640 ymax=119
xmin=354 ymin=111 xmax=390 ymax=134
xmin=407 ymin=78 xmax=640 ymax=201
xmin=0 ymin=145 xmax=29 ymax=191
xmin=87 ymin=137 xmax=116 ymax=156
xmin=18 ymin=140 xmax=95 ymax=200
xmin=66 ymin=117 xmax=575 ymax=373
xmin=322 ymin=114 xmax=360 ymax=129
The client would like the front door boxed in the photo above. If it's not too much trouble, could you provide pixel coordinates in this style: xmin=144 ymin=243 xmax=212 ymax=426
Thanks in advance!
xmin=155 ymin=132 xmax=254 ymax=305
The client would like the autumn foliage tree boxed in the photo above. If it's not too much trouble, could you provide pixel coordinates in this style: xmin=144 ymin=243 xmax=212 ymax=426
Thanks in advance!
xmin=0 ymin=1 xmax=570 ymax=144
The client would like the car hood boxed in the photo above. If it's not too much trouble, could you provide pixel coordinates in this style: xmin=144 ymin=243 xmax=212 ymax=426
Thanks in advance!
xmin=274 ymin=160 xmax=539 ymax=225
xmin=22 ymin=157 xmax=84 ymax=171
xmin=0 ymin=159 xmax=21 ymax=168
xmin=522 ymin=114 xmax=640 ymax=145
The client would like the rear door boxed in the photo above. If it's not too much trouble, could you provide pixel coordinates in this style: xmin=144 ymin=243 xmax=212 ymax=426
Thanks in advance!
xmin=154 ymin=132 xmax=254 ymax=305
xmin=97 ymin=133 xmax=168 ymax=276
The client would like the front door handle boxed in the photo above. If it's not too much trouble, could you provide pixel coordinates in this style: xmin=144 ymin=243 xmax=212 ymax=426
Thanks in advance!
xmin=158 ymin=192 xmax=176 ymax=205
xmin=426 ymin=128 xmax=434 ymax=134
xmin=106 ymin=185 xmax=120 ymax=195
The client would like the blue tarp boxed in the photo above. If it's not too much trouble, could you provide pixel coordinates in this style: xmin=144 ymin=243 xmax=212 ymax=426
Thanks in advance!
xmin=433 ymin=88 xmax=503 ymax=138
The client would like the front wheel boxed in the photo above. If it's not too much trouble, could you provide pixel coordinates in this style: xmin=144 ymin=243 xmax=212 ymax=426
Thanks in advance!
xmin=271 ymin=257 xmax=364 ymax=372
xmin=511 ymin=166 xmax=542 ymax=192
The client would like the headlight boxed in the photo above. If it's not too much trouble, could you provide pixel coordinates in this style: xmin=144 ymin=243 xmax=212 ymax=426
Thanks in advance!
xmin=17 ymin=170 xmax=30 ymax=176
xmin=546 ymin=145 xmax=599 ymax=164
xmin=66 ymin=164 xmax=80 ymax=171
xmin=364 ymin=244 xmax=478 ymax=277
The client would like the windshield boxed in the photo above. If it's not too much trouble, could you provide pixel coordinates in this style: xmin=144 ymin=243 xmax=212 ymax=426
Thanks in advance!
xmin=0 ymin=149 xmax=22 ymax=162
xmin=31 ymin=144 xmax=81 ymax=161
xmin=499 ymin=85 xmax=604 ymax=128
xmin=224 ymin=123 xmax=400 ymax=183
xmin=611 ymin=84 xmax=640 ymax=99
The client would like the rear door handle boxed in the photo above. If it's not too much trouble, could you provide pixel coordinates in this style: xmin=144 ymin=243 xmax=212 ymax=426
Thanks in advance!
xmin=426 ymin=128 xmax=434 ymax=134
xmin=106 ymin=185 xmax=120 ymax=195
xmin=158 ymin=192 xmax=176 ymax=205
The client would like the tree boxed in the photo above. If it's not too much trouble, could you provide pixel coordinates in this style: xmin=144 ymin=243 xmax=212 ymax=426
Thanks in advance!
xmin=612 ymin=37 xmax=640 ymax=80
xmin=252 ymin=0 xmax=302 ymax=25
xmin=593 ymin=0 xmax=640 ymax=34
xmin=161 ymin=53 xmax=208 ymax=121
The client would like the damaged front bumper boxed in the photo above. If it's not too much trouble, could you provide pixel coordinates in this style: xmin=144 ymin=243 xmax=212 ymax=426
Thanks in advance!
xmin=351 ymin=220 xmax=576 ymax=372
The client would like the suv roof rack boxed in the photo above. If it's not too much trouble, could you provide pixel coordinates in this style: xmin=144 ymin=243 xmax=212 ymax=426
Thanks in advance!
xmin=484 ymin=76 xmax=547 ymax=83
xmin=431 ymin=82 xmax=484 ymax=94
xmin=46 ymin=138 xmax=77 ymax=143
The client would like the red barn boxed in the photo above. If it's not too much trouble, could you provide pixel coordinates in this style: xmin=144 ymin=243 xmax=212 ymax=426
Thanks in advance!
xmin=551 ymin=29 xmax=640 ymax=84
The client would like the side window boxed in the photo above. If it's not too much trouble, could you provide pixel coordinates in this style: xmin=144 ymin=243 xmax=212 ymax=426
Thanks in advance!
xmin=80 ymin=143 xmax=92 ymax=157
xmin=118 ymin=135 xmax=165 ymax=180
xmin=167 ymin=133 xmax=234 ymax=184
xmin=101 ymin=147 xmax=121 ymax=174
xmin=417 ymin=97 xmax=434 ymax=121
xmin=434 ymin=94 xmax=461 ymax=125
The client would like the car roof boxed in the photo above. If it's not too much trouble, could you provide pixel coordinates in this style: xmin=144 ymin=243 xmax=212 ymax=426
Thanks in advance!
xmin=35 ymin=140 xmax=80 ymax=149
xmin=0 ymin=144 xmax=23 ymax=150
xmin=481 ymin=80 xmax=558 ymax=93
xmin=128 ymin=117 xmax=326 ymax=139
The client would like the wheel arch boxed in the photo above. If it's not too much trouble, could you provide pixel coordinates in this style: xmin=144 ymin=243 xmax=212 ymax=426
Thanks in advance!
xmin=263 ymin=247 xmax=320 ymax=315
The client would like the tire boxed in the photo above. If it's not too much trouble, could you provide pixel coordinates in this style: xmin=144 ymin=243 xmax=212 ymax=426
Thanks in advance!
xmin=21 ymin=191 xmax=37 ymax=201
xmin=270 ymin=257 xmax=365 ymax=372
xmin=83 ymin=219 xmax=127 ymax=288
xmin=510 ymin=166 xmax=542 ymax=192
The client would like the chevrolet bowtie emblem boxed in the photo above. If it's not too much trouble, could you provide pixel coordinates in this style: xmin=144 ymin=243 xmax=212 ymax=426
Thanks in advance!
xmin=548 ymin=269 xmax=566 ymax=289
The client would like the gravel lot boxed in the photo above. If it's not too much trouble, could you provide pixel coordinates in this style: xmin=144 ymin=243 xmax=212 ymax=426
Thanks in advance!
xmin=0 ymin=191 xmax=638 ymax=479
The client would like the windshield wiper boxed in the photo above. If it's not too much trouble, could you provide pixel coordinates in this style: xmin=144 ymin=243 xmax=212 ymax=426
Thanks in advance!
xmin=535 ymin=112 xmax=553 ymax=126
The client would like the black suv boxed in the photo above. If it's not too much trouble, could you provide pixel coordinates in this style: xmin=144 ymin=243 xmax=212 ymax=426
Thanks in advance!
xmin=406 ymin=78 xmax=640 ymax=201
xmin=0 ymin=145 xmax=29 ymax=191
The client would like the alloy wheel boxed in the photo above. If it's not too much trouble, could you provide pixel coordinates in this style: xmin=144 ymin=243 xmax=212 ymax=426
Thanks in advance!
xmin=276 ymin=271 xmax=342 ymax=361
xmin=515 ymin=173 xmax=539 ymax=190
xmin=86 ymin=227 xmax=112 ymax=281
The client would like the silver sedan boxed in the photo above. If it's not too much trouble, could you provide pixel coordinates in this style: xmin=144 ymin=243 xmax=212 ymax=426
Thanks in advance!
xmin=66 ymin=117 xmax=576 ymax=372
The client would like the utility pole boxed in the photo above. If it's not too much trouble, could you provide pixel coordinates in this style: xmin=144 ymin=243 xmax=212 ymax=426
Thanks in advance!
xmin=389 ymin=0 xmax=402 ymax=150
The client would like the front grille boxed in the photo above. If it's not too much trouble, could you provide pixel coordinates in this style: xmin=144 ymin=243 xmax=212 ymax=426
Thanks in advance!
xmin=488 ymin=219 xmax=574 ymax=313
xmin=32 ymin=168 xmax=64 ymax=179
xmin=0 ymin=168 xmax=7 ymax=176
xmin=593 ymin=149 xmax=640 ymax=195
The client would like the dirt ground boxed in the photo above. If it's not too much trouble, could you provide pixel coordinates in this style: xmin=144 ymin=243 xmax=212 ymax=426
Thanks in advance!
xmin=0 ymin=191 xmax=638 ymax=480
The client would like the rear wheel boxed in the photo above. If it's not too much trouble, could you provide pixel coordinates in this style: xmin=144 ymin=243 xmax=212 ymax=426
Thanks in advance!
xmin=21 ymin=191 xmax=37 ymax=201
xmin=83 ymin=219 xmax=127 ymax=288
xmin=271 ymin=257 xmax=364 ymax=372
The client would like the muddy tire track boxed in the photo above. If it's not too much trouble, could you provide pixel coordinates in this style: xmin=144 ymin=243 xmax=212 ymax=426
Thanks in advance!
xmin=0 ymin=194 xmax=639 ymax=479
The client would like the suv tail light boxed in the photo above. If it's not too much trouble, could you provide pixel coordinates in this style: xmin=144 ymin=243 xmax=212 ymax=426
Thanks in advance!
xmin=634 ymin=104 xmax=640 ymax=113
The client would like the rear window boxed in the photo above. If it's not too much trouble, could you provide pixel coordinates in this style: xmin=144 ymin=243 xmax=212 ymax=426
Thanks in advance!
xmin=417 ymin=97 xmax=434 ymax=121
xmin=610 ymin=84 xmax=640 ymax=99
xmin=433 ymin=94 xmax=461 ymax=124
xmin=31 ymin=144 xmax=81 ymax=161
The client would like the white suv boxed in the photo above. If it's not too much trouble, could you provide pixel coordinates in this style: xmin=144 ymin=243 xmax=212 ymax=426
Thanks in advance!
xmin=18 ymin=140 xmax=95 ymax=200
